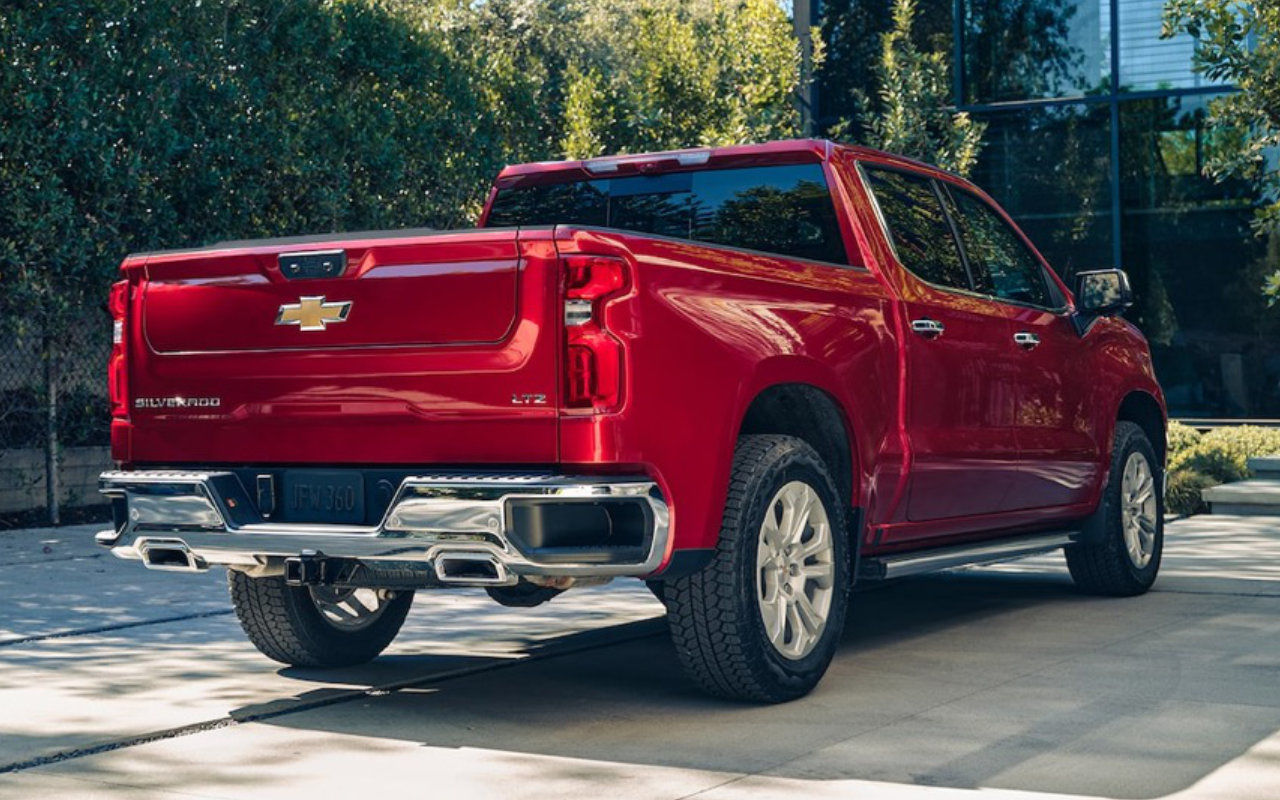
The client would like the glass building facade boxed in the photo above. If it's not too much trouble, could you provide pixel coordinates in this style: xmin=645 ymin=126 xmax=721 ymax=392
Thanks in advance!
xmin=816 ymin=0 xmax=1280 ymax=419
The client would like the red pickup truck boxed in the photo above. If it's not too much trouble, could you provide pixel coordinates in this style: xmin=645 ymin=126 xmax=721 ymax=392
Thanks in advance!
xmin=98 ymin=139 xmax=1166 ymax=702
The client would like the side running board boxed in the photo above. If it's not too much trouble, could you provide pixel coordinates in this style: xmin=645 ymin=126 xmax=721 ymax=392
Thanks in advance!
xmin=859 ymin=531 xmax=1078 ymax=581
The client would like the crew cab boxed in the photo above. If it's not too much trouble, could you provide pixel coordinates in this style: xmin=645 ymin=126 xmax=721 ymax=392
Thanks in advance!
xmin=97 ymin=139 xmax=1166 ymax=702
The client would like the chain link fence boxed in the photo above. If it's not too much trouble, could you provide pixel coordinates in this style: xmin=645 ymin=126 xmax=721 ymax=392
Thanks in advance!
xmin=0 ymin=313 xmax=112 ymax=527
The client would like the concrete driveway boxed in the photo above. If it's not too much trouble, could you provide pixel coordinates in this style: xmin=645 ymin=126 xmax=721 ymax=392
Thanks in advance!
xmin=1 ymin=515 xmax=1278 ymax=799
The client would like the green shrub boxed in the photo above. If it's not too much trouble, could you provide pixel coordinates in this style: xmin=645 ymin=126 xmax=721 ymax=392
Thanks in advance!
xmin=1166 ymin=469 xmax=1216 ymax=516
xmin=1175 ymin=448 xmax=1251 ymax=484
xmin=58 ymin=387 xmax=111 ymax=448
xmin=1 ymin=0 xmax=809 ymax=333
xmin=1201 ymin=425 xmax=1280 ymax=454
xmin=1169 ymin=425 xmax=1280 ymax=483
xmin=0 ymin=387 xmax=109 ymax=449
xmin=1166 ymin=420 xmax=1202 ymax=460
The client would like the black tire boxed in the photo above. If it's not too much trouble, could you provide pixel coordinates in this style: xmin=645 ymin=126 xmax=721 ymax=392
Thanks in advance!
xmin=228 ymin=571 xmax=414 ymax=667
xmin=1065 ymin=421 xmax=1164 ymax=596
xmin=662 ymin=434 xmax=851 ymax=703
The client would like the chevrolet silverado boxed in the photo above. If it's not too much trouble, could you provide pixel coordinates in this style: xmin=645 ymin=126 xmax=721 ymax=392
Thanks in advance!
xmin=97 ymin=139 xmax=1166 ymax=702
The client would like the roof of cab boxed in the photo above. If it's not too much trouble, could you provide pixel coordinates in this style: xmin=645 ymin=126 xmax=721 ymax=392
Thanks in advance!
xmin=494 ymin=138 xmax=966 ymax=188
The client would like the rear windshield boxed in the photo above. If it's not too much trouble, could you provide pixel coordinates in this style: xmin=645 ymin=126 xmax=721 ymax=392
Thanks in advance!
xmin=486 ymin=164 xmax=849 ymax=265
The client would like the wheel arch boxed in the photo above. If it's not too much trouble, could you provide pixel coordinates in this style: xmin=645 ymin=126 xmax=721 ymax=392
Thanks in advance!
xmin=1116 ymin=390 xmax=1167 ymax=467
xmin=737 ymin=382 xmax=858 ymax=512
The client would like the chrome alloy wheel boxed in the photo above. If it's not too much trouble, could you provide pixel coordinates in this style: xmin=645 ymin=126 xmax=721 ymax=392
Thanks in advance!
xmin=756 ymin=481 xmax=836 ymax=660
xmin=308 ymin=586 xmax=395 ymax=632
xmin=1121 ymin=451 xmax=1158 ymax=569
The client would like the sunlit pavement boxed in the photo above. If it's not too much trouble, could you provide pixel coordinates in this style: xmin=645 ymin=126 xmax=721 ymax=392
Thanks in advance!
xmin=1 ymin=515 xmax=1278 ymax=799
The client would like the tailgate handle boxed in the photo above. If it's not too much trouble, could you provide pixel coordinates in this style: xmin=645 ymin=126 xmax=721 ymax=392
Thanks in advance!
xmin=279 ymin=250 xmax=348 ymax=280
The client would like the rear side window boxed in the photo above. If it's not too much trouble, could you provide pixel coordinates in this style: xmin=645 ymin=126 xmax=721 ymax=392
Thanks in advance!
xmin=863 ymin=167 xmax=970 ymax=291
xmin=486 ymin=164 xmax=849 ymax=265
xmin=946 ymin=188 xmax=1056 ymax=308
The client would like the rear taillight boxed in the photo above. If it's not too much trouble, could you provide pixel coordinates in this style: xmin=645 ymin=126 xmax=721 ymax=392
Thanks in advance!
xmin=108 ymin=280 xmax=129 ymax=418
xmin=562 ymin=255 xmax=628 ymax=411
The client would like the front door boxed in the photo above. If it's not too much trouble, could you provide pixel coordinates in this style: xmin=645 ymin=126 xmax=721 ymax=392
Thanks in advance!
xmin=942 ymin=184 xmax=1103 ymax=510
xmin=1004 ymin=307 xmax=1102 ymax=509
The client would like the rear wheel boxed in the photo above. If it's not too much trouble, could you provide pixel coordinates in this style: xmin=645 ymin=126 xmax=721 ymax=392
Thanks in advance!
xmin=663 ymin=435 xmax=850 ymax=703
xmin=1065 ymin=421 xmax=1163 ymax=596
xmin=228 ymin=571 xmax=413 ymax=667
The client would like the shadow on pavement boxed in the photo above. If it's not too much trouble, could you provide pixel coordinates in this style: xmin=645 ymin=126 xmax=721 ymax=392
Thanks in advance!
xmin=242 ymin=569 xmax=1280 ymax=799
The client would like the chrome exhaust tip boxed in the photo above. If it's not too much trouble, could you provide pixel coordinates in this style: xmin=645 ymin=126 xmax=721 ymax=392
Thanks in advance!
xmin=434 ymin=552 xmax=510 ymax=586
xmin=138 ymin=540 xmax=206 ymax=572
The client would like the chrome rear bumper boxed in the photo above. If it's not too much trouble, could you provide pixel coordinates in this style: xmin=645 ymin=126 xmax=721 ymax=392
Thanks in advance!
xmin=97 ymin=470 xmax=669 ymax=586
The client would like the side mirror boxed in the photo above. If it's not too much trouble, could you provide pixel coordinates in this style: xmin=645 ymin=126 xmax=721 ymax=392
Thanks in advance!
xmin=1075 ymin=269 xmax=1133 ymax=316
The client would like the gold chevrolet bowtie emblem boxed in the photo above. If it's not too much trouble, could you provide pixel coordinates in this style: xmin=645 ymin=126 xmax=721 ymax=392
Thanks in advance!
xmin=275 ymin=296 xmax=352 ymax=331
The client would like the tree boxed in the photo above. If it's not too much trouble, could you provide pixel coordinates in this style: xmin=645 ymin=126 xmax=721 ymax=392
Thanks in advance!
xmin=556 ymin=0 xmax=811 ymax=158
xmin=862 ymin=0 xmax=985 ymax=175
xmin=0 ymin=0 xmax=814 ymax=522
xmin=0 ymin=0 xmax=535 ymax=322
xmin=1163 ymin=0 xmax=1280 ymax=303
xmin=0 ymin=0 xmax=813 ymax=323
xmin=817 ymin=0 xmax=951 ymax=136
xmin=963 ymin=0 xmax=1087 ymax=101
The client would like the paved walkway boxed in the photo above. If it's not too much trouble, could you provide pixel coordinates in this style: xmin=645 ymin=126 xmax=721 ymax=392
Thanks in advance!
xmin=1 ymin=515 xmax=1278 ymax=799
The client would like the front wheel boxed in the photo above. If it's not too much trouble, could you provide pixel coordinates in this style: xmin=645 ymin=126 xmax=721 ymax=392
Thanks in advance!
xmin=1064 ymin=421 xmax=1163 ymax=596
xmin=228 ymin=571 xmax=414 ymax=667
xmin=662 ymin=435 xmax=851 ymax=703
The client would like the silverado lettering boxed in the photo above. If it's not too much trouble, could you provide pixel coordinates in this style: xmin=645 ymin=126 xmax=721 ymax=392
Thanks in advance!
xmin=133 ymin=396 xmax=222 ymax=409
xmin=97 ymin=140 xmax=1166 ymax=701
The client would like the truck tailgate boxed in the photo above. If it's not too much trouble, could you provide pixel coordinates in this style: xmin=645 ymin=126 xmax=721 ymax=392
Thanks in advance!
xmin=120 ymin=228 xmax=561 ymax=465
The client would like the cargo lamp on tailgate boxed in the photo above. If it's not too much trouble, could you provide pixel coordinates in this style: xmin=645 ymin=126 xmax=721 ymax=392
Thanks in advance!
xmin=562 ymin=255 xmax=628 ymax=411
xmin=108 ymin=280 xmax=129 ymax=418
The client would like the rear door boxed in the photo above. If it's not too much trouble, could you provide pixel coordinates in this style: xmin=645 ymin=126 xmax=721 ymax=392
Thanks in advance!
xmin=127 ymin=228 xmax=562 ymax=466
xmin=942 ymin=186 xmax=1103 ymax=509
xmin=860 ymin=166 xmax=1023 ymax=530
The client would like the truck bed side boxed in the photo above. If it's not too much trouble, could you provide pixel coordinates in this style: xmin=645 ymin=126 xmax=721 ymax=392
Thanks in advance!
xmin=552 ymin=226 xmax=901 ymax=552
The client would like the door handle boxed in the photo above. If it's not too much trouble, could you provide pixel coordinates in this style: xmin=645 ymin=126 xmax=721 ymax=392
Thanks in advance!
xmin=1013 ymin=331 xmax=1041 ymax=349
xmin=910 ymin=318 xmax=945 ymax=339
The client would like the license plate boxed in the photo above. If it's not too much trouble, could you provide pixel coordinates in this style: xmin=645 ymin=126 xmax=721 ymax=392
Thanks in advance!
xmin=280 ymin=470 xmax=365 ymax=524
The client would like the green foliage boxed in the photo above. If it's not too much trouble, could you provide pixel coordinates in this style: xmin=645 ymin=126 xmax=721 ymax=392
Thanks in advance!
xmin=1169 ymin=425 xmax=1280 ymax=482
xmin=861 ymin=0 xmax=985 ymax=176
xmin=818 ymin=0 xmax=950 ymax=143
xmin=960 ymin=0 xmax=1087 ymax=99
xmin=1166 ymin=420 xmax=1204 ymax=459
xmin=556 ymin=0 xmax=809 ymax=158
xmin=0 ymin=0 xmax=811 ymax=334
xmin=0 ymin=0 xmax=534 ymax=331
xmin=1267 ymin=270 xmax=1280 ymax=305
xmin=1173 ymin=443 xmax=1252 ymax=484
xmin=1162 ymin=0 xmax=1280 ymax=304
xmin=0 ymin=386 xmax=107 ymax=448
xmin=1165 ymin=424 xmax=1280 ymax=515
xmin=561 ymin=65 xmax=613 ymax=161
xmin=1165 ymin=468 xmax=1215 ymax=516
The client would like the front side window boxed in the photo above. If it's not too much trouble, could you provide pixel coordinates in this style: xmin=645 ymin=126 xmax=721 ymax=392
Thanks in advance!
xmin=863 ymin=166 xmax=971 ymax=291
xmin=486 ymin=164 xmax=848 ymax=265
xmin=947 ymin=187 xmax=1056 ymax=308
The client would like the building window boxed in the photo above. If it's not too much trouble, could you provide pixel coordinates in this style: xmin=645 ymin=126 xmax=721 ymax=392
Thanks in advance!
xmin=967 ymin=104 xmax=1113 ymax=281
xmin=1117 ymin=0 xmax=1229 ymax=92
xmin=1118 ymin=93 xmax=1279 ymax=417
xmin=961 ymin=0 xmax=1110 ymax=103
